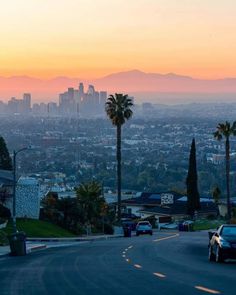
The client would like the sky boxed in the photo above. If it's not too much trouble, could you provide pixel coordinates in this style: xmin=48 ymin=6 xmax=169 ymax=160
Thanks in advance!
xmin=0 ymin=0 xmax=236 ymax=79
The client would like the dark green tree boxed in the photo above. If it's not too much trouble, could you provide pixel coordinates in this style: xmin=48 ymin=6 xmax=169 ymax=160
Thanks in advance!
xmin=212 ymin=186 xmax=221 ymax=205
xmin=186 ymin=138 xmax=201 ymax=216
xmin=76 ymin=181 xmax=106 ymax=225
xmin=214 ymin=121 xmax=236 ymax=219
xmin=0 ymin=136 xmax=12 ymax=170
xmin=105 ymin=93 xmax=133 ymax=221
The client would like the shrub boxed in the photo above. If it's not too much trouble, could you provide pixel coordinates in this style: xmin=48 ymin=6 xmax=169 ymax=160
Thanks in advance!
xmin=207 ymin=214 xmax=216 ymax=220
xmin=0 ymin=204 xmax=11 ymax=219
xmin=230 ymin=218 xmax=236 ymax=224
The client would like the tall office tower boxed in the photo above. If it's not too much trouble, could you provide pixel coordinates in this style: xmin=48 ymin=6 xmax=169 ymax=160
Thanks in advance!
xmin=48 ymin=102 xmax=58 ymax=116
xmin=8 ymin=97 xmax=19 ymax=114
xmin=68 ymin=88 xmax=77 ymax=115
xmin=23 ymin=93 xmax=31 ymax=112
xmin=74 ymin=89 xmax=79 ymax=104
xmin=59 ymin=92 xmax=71 ymax=115
xmin=67 ymin=88 xmax=74 ymax=101
xmin=87 ymin=85 xmax=95 ymax=95
xmin=79 ymin=83 xmax=84 ymax=95
xmin=99 ymin=91 xmax=107 ymax=106
xmin=78 ymin=83 xmax=84 ymax=103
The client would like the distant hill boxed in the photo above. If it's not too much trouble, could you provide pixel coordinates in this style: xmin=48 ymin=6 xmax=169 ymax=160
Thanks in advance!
xmin=1 ymin=70 xmax=236 ymax=102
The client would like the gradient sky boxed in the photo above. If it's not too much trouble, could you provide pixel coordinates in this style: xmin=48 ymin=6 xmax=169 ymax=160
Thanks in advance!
xmin=0 ymin=0 xmax=236 ymax=79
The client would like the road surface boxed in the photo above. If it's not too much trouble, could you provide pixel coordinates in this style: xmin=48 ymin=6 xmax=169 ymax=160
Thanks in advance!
xmin=0 ymin=231 xmax=235 ymax=295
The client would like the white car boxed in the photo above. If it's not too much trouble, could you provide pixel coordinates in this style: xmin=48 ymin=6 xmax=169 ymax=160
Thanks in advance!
xmin=136 ymin=221 xmax=153 ymax=236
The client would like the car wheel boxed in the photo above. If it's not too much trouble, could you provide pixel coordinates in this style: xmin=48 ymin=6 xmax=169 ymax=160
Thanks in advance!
xmin=150 ymin=232 xmax=153 ymax=236
xmin=216 ymin=245 xmax=224 ymax=263
xmin=208 ymin=246 xmax=215 ymax=262
xmin=136 ymin=232 xmax=139 ymax=236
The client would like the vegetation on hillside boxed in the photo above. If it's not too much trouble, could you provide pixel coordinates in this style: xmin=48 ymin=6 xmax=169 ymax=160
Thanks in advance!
xmin=41 ymin=181 xmax=114 ymax=235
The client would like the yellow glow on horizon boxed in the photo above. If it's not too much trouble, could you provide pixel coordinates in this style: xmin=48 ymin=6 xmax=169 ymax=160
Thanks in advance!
xmin=0 ymin=0 xmax=236 ymax=79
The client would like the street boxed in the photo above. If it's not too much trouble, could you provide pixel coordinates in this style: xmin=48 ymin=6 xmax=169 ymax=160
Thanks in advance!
xmin=0 ymin=231 xmax=235 ymax=295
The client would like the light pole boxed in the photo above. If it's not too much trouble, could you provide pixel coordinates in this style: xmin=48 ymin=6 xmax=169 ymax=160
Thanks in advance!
xmin=12 ymin=147 xmax=28 ymax=234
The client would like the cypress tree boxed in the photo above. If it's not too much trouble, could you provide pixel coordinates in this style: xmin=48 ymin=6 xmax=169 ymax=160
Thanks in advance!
xmin=0 ymin=136 xmax=12 ymax=171
xmin=186 ymin=138 xmax=200 ymax=216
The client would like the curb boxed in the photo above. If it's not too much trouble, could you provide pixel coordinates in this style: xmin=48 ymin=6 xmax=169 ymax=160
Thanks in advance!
xmin=0 ymin=252 xmax=9 ymax=257
xmin=27 ymin=234 xmax=123 ymax=243
xmin=27 ymin=244 xmax=47 ymax=254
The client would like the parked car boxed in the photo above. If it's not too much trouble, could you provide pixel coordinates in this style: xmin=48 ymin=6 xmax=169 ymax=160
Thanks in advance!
xmin=122 ymin=219 xmax=137 ymax=231
xmin=208 ymin=224 xmax=236 ymax=262
xmin=136 ymin=221 xmax=153 ymax=236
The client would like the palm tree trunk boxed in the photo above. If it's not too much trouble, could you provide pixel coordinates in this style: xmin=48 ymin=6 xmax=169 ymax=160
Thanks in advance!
xmin=226 ymin=137 xmax=231 ymax=220
xmin=117 ymin=124 xmax=122 ymax=222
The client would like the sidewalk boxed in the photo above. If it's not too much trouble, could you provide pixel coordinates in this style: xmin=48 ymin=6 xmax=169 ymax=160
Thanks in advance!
xmin=0 ymin=243 xmax=47 ymax=257
xmin=0 ymin=234 xmax=124 ymax=257
xmin=0 ymin=246 xmax=10 ymax=257
xmin=27 ymin=233 xmax=123 ymax=242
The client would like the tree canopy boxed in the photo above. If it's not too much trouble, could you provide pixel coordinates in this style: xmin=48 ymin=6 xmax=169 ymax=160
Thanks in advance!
xmin=0 ymin=136 xmax=12 ymax=171
xmin=186 ymin=138 xmax=200 ymax=216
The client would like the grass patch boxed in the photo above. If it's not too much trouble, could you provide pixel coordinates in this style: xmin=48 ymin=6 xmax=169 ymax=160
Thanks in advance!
xmin=1 ymin=219 xmax=76 ymax=238
xmin=193 ymin=219 xmax=224 ymax=231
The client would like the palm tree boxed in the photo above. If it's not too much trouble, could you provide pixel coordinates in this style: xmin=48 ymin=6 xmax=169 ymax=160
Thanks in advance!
xmin=105 ymin=94 xmax=133 ymax=222
xmin=214 ymin=121 xmax=236 ymax=219
xmin=76 ymin=181 xmax=105 ymax=225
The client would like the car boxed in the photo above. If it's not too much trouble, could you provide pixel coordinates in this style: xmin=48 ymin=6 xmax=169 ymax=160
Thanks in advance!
xmin=136 ymin=221 xmax=153 ymax=236
xmin=122 ymin=219 xmax=137 ymax=231
xmin=208 ymin=224 xmax=236 ymax=263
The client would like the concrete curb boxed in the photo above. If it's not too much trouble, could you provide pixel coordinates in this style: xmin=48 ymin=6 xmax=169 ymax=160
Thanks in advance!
xmin=0 ymin=244 xmax=47 ymax=257
xmin=27 ymin=234 xmax=123 ymax=243
xmin=27 ymin=244 xmax=47 ymax=254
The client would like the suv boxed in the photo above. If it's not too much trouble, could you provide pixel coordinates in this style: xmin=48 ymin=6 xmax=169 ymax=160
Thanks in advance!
xmin=136 ymin=221 xmax=153 ymax=236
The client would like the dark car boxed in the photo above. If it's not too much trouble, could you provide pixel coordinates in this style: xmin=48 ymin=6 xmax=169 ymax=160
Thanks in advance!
xmin=136 ymin=221 xmax=153 ymax=236
xmin=208 ymin=224 xmax=236 ymax=263
xmin=122 ymin=219 xmax=137 ymax=231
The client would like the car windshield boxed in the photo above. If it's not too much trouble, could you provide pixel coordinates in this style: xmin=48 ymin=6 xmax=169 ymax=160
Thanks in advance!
xmin=221 ymin=226 xmax=236 ymax=236
xmin=138 ymin=222 xmax=150 ymax=226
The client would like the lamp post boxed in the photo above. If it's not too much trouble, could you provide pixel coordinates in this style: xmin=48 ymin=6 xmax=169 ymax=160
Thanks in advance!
xmin=12 ymin=147 xmax=28 ymax=234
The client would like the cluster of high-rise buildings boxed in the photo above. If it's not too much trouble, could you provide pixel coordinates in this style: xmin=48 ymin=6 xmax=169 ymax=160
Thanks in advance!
xmin=0 ymin=93 xmax=32 ymax=114
xmin=59 ymin=83 xmax=107 ymax=116
xmin=0 ymin=83 xmax=107 ymax=117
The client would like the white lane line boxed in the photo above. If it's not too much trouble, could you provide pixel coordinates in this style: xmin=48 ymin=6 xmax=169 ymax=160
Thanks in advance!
xmin=153 ymin=272 xmax=166 ymax=278
xmin=128 ymin=245 xmax=133 ymax=249
xmin=153 ymin=233 xmax=179 ymax=242
xmin=195 ymin=286 xmax=221 ymax=294
xmin=122 ymin=251 xmax=126 ymax=254
xmin=126 ymin=258 xmax=130 ymax=262
xmin=134 ymin=264 xmax=142 ymax=269
xmin=122 ymin=255 xmax=126 ymax=258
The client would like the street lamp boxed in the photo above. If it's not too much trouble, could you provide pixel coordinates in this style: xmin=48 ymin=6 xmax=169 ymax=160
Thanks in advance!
xmin=12 ymin=147 xmax=29 ymax=234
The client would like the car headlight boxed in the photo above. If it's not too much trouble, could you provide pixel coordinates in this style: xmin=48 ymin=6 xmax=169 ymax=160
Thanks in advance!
xmin=219 ymin=238 xmax=231 ymax=248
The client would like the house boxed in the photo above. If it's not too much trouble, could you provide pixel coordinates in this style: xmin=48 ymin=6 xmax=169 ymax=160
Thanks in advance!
xmin=121 ymin=191 xmax=217 ymax=221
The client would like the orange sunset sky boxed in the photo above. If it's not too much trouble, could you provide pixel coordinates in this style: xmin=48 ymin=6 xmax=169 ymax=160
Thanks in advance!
xmin=0 ymin=0 xmax=236 ymax=79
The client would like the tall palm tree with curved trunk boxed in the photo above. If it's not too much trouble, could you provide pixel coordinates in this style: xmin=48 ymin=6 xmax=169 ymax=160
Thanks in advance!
xmin=105 ymin=94 xmax=133 ymax=222
xmin=214 ymin=121 xmax=236 ymax=219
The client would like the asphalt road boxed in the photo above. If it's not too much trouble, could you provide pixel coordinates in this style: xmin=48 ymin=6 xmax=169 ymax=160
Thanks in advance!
xmin=0 ymin=231 xmax=235 ymax=295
